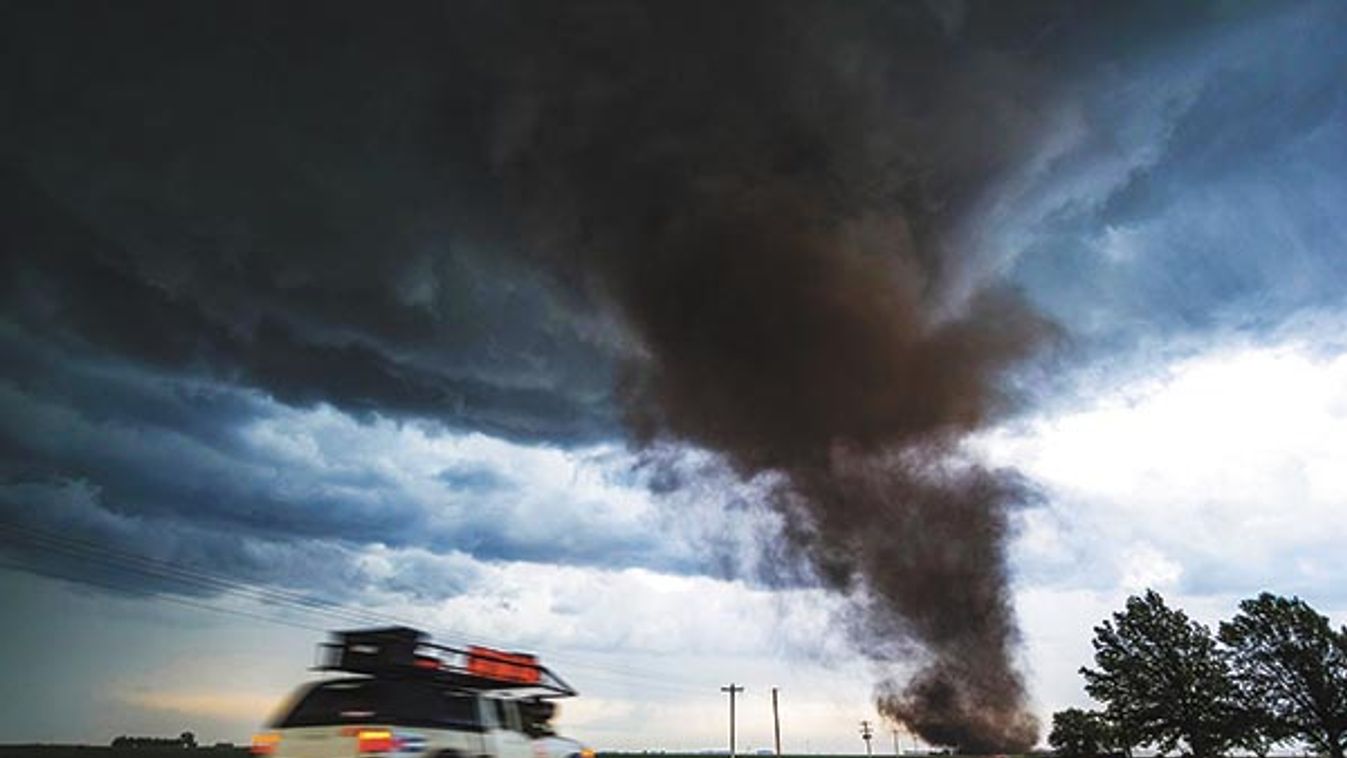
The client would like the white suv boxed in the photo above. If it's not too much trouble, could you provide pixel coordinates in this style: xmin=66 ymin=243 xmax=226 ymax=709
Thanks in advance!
xmin=253 ymin=628 xmax=592 ymax=758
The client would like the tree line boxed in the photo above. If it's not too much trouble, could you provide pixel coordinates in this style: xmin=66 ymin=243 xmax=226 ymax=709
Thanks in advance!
xmin=1050 ymin=591 xmax=1347 ymax=758
xmin=111 ymin=733 xmax=197 ymax=749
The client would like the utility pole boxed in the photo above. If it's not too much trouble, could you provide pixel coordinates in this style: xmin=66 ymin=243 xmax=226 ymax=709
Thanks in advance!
xmin=860 ymin=721 xmax=874 ymax=758
xmin=770 ymin=687 xmax=782 ymax=756
xmin=722 ymin=684 xmax=744 ymax=758
xmin=892 ymin=729 xmax=900 ymax=757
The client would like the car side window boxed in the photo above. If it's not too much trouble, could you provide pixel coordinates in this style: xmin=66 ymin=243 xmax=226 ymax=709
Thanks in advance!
xmin=479 ymin=697 xmax=500 ymax=730
xmin=493 ymin=699 xmax=523 ymax=733
xmin=436 ymin=692 xmax=481 ymax=730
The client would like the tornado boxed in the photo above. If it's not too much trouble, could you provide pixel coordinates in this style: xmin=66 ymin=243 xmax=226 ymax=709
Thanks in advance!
xmin=489 ymin=1 xmax=1053 ymax=749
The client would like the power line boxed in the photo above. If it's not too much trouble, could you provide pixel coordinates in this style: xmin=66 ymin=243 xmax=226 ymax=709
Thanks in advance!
xmin=0 ymin=557 xmax=326 ymax=634
xmin=0 ymin=519 xmax=716 ymax=694
xmin=0 ymin=522 xmax=404 ymax=630
xmin=0 ymin=531 xmax=709 ymax=698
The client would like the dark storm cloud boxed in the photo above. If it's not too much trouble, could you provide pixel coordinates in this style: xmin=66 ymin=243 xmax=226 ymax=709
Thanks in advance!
xmin=3 ymin=2 xmax=617 ymax=444
xmin=3 ymin=0 xmax=1299 ymax=442
xmin=1 ymin=161 xmax=610 ymax=441
xmin=1006 ymin=1 xmax=1347 ymax=350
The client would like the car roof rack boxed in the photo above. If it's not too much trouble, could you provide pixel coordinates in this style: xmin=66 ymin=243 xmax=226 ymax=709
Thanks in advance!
xmin=313 ymin=627 xmax=578 ymax=698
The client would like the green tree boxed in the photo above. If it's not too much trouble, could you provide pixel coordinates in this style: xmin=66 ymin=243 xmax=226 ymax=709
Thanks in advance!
xmin=1219 ymin=593 xmax=1347 ymax=758
xmin=1080 ymin=590 xmax=1245 ymax=758
xmin=1049 ymin=708 xmax=1113 ymax=758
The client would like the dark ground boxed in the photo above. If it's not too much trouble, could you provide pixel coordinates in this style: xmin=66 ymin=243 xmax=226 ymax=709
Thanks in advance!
xmin=0 ymin=748 xmax=249 ymax=758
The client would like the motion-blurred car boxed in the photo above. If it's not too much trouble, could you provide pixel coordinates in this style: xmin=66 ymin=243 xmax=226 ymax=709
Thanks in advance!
xmin=253 ymin=627 xmax=594 ymax=758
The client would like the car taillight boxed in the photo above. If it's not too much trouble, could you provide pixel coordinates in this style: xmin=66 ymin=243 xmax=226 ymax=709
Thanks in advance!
xmin=251 ymin=733 xmax=281 ymax=756
xmin=356 ymin=729 xmax=395 ymax=753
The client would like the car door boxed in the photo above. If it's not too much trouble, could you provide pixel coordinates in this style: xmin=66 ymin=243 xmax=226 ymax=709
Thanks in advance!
xmin=481 ymin=697 xmax=534 ymax=758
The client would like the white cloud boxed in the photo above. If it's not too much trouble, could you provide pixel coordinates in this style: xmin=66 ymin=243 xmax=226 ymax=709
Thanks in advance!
xmin=235 ymin=404 xmax=777 ymax=576
xmin=1116 ymin=544 xmax=1183 ymax=593
xmin=362 ymin=557 xmax=846 ymax=659
xmin=990 ymin=325 xmax=1347 ymax=603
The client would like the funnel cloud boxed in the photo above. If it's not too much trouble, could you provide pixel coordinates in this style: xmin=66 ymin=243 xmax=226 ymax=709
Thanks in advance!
xmin=494 ymin=1 xmax=1052 ymax=750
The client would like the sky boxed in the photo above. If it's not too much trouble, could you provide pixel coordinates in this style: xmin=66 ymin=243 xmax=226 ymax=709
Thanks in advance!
xmin=2 ymin=0 xmax=1347 ymax=752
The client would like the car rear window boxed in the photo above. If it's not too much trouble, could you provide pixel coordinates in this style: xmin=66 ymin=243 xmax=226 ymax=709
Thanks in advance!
xmin=275 ymin=679 xmax=482 ymax=730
